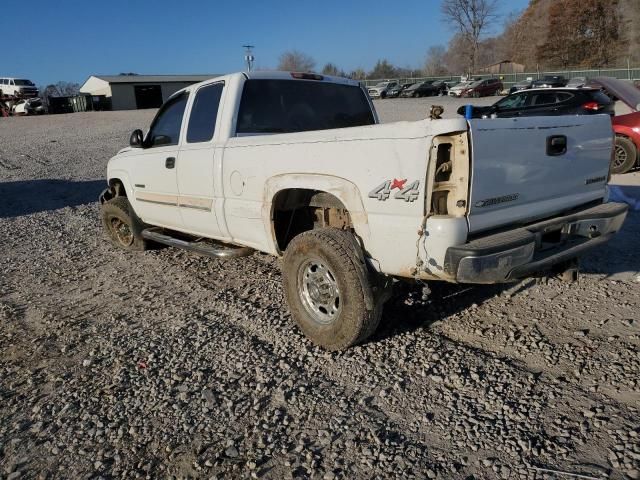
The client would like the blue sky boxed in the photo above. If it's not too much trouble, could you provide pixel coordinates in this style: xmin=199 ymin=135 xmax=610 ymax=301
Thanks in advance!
xmin=14 ymin=0 xmax=528 ymax=86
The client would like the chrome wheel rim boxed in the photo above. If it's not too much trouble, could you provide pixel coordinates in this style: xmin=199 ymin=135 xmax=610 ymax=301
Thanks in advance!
xmin=614 ymin=144 xmax=627 ymax=168
xmin=110 ymin=216 xmax=134 ymax=247
xmin=297 ymin=258 xmax=342 ymax=325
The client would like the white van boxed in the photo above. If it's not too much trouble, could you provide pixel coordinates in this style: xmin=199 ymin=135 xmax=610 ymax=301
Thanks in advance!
xmin=0 ymin=78 xmax=38 ymax=98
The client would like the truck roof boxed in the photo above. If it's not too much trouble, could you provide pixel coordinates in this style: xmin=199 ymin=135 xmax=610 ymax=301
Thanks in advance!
xmin=183 ymin=71 xmax=362 ymax=93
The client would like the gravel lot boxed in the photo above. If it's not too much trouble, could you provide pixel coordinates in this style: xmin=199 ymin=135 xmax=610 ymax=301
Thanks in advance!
xmin=1 ymin=104 xmax=639 ymax=480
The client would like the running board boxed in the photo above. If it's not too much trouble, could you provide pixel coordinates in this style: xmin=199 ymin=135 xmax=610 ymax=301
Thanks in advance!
xmin=141 ymin=228 xmax=254 ymax=259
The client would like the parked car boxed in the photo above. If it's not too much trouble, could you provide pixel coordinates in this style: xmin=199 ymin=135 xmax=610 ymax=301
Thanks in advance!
xmin=448 ymin=80 xmax=476 ymax=97
xmin=531 ymin=75 xmax=567 ymax=88
xmin=0 ymin=77 xmax=38 ymax=98
xmin=400 ymin=81 xmax=441 ymax=97
xmin=461 ymin=78 xmax=503 ymax=97
xmin=98 ymin=70 xmax=627 ymax=350
xmin=588 ymin=76 xmax=640 ymax=174
xmin=386 ymin=82 xmax=413 ymax=98
xmin=457 ymin=87 xmax=614 ymax=119
xmin=431 ymin=80 xmax=448 ymax=95
xmin=367 ymin=81 xmax=398 ymax=99
xmin=508 ymin=79 xmax=534 ymax=94
xmin=567 ymin=77 xmax=588 ymax=88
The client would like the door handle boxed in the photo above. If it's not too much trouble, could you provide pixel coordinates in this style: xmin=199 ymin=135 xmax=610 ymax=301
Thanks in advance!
xmin=165 ymin=157 xmax=175 ymax=169
xmin=546 ymin=135 xmax=567 ymax=156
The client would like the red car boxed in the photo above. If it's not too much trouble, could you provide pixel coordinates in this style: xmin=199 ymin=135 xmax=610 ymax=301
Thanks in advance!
xmin=462 ymin=78 xmax=503 ymax=97
xmin=590 ymin=77 xmax=640 ymax=174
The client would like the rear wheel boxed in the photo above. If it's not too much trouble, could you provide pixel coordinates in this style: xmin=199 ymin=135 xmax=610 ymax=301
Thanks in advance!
xmin=282 ymin=228 xmax=384 ymax=350
xmin=612 ymin=136 xmax=637 ymax=175
xmin=100 ymin=197 xmax=148 ymax=251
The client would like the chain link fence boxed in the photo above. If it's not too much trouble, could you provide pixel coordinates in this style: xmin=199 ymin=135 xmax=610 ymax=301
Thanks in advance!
xmin=363 ymin=66 xmax=640 ymax=89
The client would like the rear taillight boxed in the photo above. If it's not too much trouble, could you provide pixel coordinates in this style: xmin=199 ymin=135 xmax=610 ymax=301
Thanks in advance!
xmin=290 ymin=72 xmax=323 ymax=81
xmin=582 ymin=101 xmax=602 ymax=111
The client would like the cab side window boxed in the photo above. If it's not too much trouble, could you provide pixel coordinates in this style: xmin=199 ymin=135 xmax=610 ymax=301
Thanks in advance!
xmin=146 ymin=92 xmax=189 ymax=147
xmin=187 ymin=83 xmax=224 ymax=143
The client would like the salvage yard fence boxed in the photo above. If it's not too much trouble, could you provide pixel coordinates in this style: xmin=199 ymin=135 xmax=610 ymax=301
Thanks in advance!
xmin=363 ymin=66 xmax=640 ymax=90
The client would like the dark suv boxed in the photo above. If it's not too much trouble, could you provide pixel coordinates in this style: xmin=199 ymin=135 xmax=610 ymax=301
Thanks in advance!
xmin=461 ymin=78 xmax=503 ymax=97
xmin=458 ymin=88 xmax=614 ymax=118
xmin=531 ymin=75 xmax=567 ymax=88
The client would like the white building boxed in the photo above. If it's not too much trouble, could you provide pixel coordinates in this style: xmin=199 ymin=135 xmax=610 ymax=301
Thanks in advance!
xmin=79 ymin=74 xmax=219 ymax=110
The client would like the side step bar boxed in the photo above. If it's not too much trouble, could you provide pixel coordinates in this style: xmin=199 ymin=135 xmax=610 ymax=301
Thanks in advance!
xmin=141 ymin=228 xmax=254 ymax=259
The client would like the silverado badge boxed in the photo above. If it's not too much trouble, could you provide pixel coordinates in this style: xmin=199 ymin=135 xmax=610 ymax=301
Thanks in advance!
xmin=369 ymin=179 xmax=420 ymax=202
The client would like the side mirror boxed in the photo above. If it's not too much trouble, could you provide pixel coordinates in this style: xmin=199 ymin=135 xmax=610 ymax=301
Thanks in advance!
xmin=456 ymin=106 xmax=465 ymax=116
xmin=129 ymin=129 xmax=144 ymax=148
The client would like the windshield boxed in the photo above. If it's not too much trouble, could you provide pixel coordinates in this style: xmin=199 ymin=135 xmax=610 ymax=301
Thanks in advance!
xmin=374 ymin=82 xmax=389 ymax=87
xmin=237 ymin=79 xmax=375 ymax=134
xmin=14 ymin=79 xmax=35 ymax=86
xmin=468 ymin=80 xmax=483 ymax=87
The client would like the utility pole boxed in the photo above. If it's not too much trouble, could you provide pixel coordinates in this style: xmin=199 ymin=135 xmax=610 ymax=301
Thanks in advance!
xmin=243 ymin=45 xmax=255 ymax=72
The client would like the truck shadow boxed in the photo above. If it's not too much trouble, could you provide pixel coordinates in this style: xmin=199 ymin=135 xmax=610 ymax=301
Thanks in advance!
xmin=0 ymin=179 xmax=104 ymax=218
xmin=580 ymin=211 xmax=640 ymax=279
xmin=376 ymin=199 xmax=640 ymax=340
xmin=374 ymin=281 xmax=514 ymax=342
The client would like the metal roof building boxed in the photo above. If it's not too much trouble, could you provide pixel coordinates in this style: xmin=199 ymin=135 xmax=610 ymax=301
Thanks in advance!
xmin=79 ymin=74 xmax=220 ymax=110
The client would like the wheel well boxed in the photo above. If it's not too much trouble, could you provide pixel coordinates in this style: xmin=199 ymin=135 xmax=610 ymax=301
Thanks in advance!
xmin=109 ymin=179 xmax=127 ymax=197
xmin=272 ymin=189 xmax=352 ymax=252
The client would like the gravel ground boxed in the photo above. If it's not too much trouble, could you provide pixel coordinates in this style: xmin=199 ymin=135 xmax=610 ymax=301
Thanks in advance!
xmin=1 ymin=107 xmax=639 ymax=480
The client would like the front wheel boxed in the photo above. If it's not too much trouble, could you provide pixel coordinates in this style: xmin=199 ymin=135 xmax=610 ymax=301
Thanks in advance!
xmin=100 ymin=197 xmax=148 ymax=251
xmin=282 ymin=228 xmax=384 ymax=350
xmin=612 ymin=136 xmax=637 ymax=175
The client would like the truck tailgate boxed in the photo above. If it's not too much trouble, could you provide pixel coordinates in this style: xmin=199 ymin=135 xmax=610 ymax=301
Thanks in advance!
xmin=467 ymin=115 xmax=612 ymax=233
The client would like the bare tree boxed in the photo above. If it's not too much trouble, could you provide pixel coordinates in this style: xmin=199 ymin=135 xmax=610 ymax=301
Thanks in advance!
xmin=41 ymin=81 xmax=81 ymax=100
xmin=321 ymin=63 xmax=340 ymax=76
xmin=441 ymin=0 xmax=500 ymax=75
xmin=424 ymin=45 xmax=449 ymax=76
xmin=277 ymin=50 xmax=316 ymax=72
xmin=349 ymin=68 xmax=367 ymax=80
xmin=368 ymin=59 xmax=397 ymax=79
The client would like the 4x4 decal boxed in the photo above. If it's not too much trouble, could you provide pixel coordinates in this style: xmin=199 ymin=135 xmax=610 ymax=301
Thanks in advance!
xmin=368 ymin=178 xmax=420 ymax=202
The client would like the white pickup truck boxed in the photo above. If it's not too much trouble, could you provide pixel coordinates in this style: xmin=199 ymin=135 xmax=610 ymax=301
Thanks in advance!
xmin=100 ymin=71 xmax=628 ymax=350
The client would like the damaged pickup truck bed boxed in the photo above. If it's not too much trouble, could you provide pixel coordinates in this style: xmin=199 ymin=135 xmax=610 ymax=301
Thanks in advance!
xmin=99 ymin=71 xmax=628 ymax=350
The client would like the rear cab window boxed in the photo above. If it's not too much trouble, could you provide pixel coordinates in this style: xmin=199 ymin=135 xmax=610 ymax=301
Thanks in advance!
xmin=236 ymin=79 xmax=375 ymax=135
xmin=187 ymin=82 xmax=224 ymax=143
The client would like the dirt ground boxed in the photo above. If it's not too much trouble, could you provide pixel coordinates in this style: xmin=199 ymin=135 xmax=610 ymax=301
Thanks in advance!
xmin=0 ymin=108 xmax=638 ymax=480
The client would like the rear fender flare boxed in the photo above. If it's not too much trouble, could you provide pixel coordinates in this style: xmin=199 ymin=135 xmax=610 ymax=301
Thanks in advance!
xmin=263 ymin=173 xmax=371 ymax=249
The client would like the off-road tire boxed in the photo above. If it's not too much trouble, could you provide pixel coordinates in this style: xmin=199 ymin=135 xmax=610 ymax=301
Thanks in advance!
xmin=100 ymin=197 xmax=147 ymax=251
xmin=282 ymin=228 xmax=383 ymax=350
xmin=612 ymin=136 xmax=637 ymax=175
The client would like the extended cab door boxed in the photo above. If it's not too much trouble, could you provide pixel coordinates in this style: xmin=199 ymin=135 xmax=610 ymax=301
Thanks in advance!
xmin=128 ymin=92 xmax=189 ymax=228
xmin=176 ymin=81 xmax=225 ymax=239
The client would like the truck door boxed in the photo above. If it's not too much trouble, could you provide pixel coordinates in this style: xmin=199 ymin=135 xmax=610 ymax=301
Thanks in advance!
xmin=176 ymin=81 xmax=225 ymax=239
xmin=127 ymin=92 xmax=188 ymax=228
